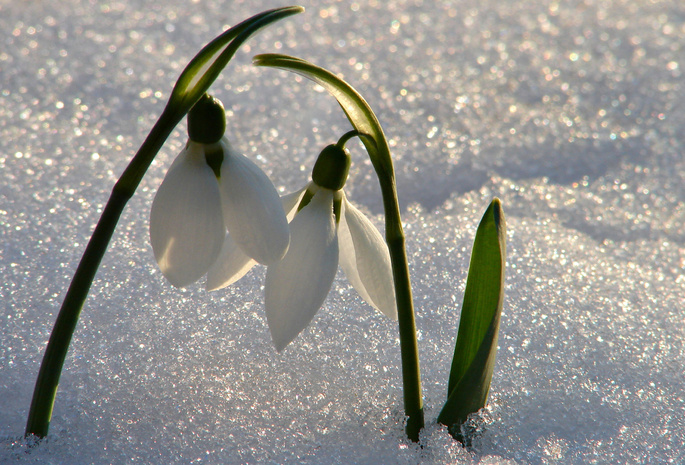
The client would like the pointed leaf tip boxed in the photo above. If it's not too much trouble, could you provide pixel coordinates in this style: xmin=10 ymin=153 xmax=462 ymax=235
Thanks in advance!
xmin=489 ymin=197 xmax=506 ymax=247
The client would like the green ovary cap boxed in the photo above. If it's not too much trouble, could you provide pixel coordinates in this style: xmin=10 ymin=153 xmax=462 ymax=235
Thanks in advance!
xmin=312 ymin=144 xmax=351 ymax=191
xmin=188 ymin=94 xmax=226 ymax=144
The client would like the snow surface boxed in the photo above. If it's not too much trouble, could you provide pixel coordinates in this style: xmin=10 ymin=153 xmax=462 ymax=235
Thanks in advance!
xmin=1 ymin=0 xmax=684 ymax=463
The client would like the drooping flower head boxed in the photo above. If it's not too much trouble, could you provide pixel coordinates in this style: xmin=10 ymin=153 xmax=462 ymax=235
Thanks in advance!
xmin=150 ymin=94 xmax=290 ymax=287
xmin=207 ymin=137 xmax=398 ymax=351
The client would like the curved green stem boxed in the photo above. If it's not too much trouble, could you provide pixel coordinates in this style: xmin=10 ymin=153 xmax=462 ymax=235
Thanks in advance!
xmin=335 ymin=129 xmax=362 ymax=149
xmin=253 ymin=54 xmax=424 ymax=441
xmin=25 ymin=6 xmax=303 ymax=439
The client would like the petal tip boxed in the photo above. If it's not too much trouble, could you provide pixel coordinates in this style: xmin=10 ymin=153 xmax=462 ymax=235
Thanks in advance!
xmin=273 ymin=340 xmax=288 ymax=353
xmin=268 ymin=322 xmax=296 ymax=353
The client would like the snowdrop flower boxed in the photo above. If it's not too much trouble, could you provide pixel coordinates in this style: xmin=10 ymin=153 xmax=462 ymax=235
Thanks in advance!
xmin=150 ymin=94 xmax=289 ymax=287
xmin=207 ymin=142 xmax=397 ymax=351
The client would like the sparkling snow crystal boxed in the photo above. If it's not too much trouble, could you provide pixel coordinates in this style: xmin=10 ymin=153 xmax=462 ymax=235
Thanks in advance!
xmin=1 ymin=0 xmax=683 ymax=463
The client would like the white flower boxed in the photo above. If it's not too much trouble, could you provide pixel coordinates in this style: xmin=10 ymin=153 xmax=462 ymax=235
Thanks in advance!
xmin=266 ymin=184 xmax=398 ymax=351
xmin=206 ymin=143 xmax=397 ymax=351
xmin=150 ymin=136 xmax=289 ymax=288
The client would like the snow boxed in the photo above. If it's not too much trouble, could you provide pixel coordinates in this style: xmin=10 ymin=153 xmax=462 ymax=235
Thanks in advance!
xmin=1 ymin=0 xmax=684 ymax=463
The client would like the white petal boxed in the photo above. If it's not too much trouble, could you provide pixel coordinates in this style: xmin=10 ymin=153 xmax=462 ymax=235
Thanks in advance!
xmin=205 ymin=186 xmax=309 ymax=291
xmin=218 ymin=138 xmax=289 ymax=265
xmin=338 ymin=195 xmax=397 ymax=319
xmin=205 ymin=234 xmax=257 ymax=291
xmin=150 ymin=144 xmax=225 ymax=287
xmin=265 ymin=189 xmax=339 ymax=351
xmin=281 ymin=184 xmax=311 ymax=221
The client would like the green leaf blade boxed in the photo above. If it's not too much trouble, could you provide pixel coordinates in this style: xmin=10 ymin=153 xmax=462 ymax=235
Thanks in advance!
xmin=438 ymin=198 xmax=506 ymax=441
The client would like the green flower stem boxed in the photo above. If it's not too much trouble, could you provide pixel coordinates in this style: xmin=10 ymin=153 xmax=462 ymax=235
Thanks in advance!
xmin=25 ymin=6 xmax=303 ymax=439
xmin=387 ymin=232 xmax=424 ymax=440
xmin=335 ymin=129 xmax=362 ymax=149
xmin=253 ymin=54 xmax=425 ymax=441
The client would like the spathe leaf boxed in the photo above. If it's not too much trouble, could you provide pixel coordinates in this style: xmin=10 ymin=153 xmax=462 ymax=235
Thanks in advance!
xmin=170 ymin=7 xmax=304 ymax=115
xmin=438 ymin=198 xmax=506 ymax=444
